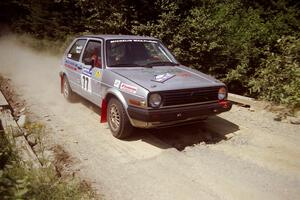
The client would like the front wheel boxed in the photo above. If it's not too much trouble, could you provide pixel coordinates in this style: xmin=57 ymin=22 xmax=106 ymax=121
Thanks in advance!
xmin=107 ymin=98 xmax=134 ymax=139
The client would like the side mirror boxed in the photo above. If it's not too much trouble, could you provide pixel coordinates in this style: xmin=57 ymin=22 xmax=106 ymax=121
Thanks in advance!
xmin=90 ymin=59 xmax=95 ymax=69
xmin=84 ymin=58 xmax=95 ymax=68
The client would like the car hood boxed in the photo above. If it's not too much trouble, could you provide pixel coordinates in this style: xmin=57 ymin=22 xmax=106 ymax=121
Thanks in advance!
xmin=111 ymin=65 xmax=224 ymax=92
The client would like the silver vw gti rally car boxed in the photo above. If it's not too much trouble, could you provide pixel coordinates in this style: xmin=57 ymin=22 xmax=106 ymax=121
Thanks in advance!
xmin=59 ymin=35 xmax=232 ymax=139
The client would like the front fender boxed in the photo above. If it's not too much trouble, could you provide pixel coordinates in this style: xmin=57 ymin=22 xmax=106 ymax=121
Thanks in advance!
xmin=100 ymin=87 xmax=130 ymax=123
xmin=105 ymin=87 xmax=129 ymax=109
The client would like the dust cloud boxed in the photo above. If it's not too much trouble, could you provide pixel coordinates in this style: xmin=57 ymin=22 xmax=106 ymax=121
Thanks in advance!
xmin=0 ymin=34 xmax=61 ymax=104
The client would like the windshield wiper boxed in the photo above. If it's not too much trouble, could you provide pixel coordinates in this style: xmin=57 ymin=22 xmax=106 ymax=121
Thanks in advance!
xmin=143 ymin=61 xmax=179 ymax=68
xmin=109 ymin=63 xmax=142 ymax=67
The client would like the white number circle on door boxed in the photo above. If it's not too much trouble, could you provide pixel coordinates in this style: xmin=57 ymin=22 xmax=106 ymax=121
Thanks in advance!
xmin=81 ymin=75 xmax=92 ymax=93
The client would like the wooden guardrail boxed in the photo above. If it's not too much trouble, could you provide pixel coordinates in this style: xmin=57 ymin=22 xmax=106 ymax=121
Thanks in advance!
xmin=0 ymin=89 xmax=9 ymax=108
xmin=228 ymin=93 xmax=254 ymax=105
xmin=0 ymin=91 xmax=41 ymax=168
xmin=228 ymin=93 xmax=265 ymax=109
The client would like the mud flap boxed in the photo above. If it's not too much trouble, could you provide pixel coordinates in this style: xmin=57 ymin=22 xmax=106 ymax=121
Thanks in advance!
xmin=100 ymin=99 xmax=107 ymax=123
xmin=60 ymin=72 xmax=64 ymax=94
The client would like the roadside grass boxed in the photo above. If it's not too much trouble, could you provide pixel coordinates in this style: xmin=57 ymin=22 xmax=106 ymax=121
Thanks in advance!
xmin=0 ymin=121 xmax=97 ymax=200
xmin=24 ymin=122 xmax=48 ymax=165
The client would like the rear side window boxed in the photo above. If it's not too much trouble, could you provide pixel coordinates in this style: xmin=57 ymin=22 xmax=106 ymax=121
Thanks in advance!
xmin=67 ymin=39 xmax=86 ymax=61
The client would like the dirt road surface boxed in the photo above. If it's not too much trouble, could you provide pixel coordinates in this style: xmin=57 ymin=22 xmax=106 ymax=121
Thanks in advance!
xmin=0 ymin=36 xmax=300 ymax=200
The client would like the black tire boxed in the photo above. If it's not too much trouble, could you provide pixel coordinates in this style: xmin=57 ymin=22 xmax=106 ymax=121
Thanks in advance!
xmin=62 ymin=75 xmax=74 ymax=102
xmin=107 ymin=98 xmax=134 ymax=139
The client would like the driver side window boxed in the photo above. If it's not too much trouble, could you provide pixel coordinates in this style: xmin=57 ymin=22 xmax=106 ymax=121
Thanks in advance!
xmin=82 ymin=40 xmax=102 ymax=68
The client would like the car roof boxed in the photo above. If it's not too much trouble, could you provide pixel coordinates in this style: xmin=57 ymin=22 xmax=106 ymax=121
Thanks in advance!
xmin=78 ymin=34 xmax=158 ymax=41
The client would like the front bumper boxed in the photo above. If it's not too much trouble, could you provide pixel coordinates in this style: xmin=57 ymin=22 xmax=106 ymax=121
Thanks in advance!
xmin=127 ymin=100 xmax=232 ymax=128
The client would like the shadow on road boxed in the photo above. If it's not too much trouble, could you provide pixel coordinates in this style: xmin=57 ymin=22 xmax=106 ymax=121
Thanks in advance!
xmin=136 ymin=116 xmax=239 ymax=151
xmin=74 ymin=96 xmax=240 ymax=151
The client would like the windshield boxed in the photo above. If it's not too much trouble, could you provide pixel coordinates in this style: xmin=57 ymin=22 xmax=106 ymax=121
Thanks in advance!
xmin=106 ymin=39 xmax=178 ymax=67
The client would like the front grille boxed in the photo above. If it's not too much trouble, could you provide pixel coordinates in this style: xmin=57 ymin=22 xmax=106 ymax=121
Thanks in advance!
xmin=161 ymin=87 xmax=219 ymax=106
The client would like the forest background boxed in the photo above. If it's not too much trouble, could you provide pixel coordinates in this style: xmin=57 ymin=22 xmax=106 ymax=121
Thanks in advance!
xmin=0 ymin=0 xmax=299 ymax=108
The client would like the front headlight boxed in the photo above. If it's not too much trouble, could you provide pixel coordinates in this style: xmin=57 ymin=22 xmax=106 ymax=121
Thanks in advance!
xmin=218 ymin=87 xmax=227 ymax=100
xmin=149 ymin=93 xmax=162 ymax=108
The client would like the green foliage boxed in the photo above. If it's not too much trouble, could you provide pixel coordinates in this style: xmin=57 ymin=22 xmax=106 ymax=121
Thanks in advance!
xmin=11 ymin=0 xmax=84 ymax=39
xmin=1 ymin=164 xmax=95 ymax=200
xmin=0 ymin=130 xmax=17 ymax=169
xmin=0 ymin=124 xmax=95 ymax=199
xmin=249 ymin=36 xmax=300 ymax=108
xmin=132 ymin=1 xmax=183 ymax=48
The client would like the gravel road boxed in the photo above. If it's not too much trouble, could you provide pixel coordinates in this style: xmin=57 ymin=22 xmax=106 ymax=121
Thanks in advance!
xmin=0 ymin=35 xmax=299 ymax=200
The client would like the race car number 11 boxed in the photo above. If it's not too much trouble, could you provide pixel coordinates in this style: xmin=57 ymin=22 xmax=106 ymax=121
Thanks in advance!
xmin=81 ymin=75 xmax=92 ymax=93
